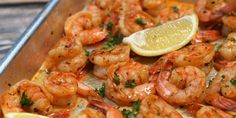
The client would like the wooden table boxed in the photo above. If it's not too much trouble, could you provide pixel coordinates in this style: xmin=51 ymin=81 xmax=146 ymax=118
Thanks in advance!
xmin=0 ymin=2 xmax=46 ymax=60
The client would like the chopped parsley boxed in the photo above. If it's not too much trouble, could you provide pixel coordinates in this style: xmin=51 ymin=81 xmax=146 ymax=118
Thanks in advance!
xmin=172 ymin=6 xmax=179 ymax=13
xmin=113 ymin=72 xmax=120 ymax=85
xmin=132 ymin=100 xmax=141 ymax=114
xmin=20 ymin=91 xmax=34 ymax=108
xmin=107 ymin=21 xmax=113 ymax=31
xmin=156 ymin=22 xmax=162 ymax=26
xmin=122 ymin=100 xmax=141 ymax=118
xmin=96 ymin=83 xmax=105 ymax=97
xmin=102 ymin=34 xmax=123 ymax=50
xmin=122 ymin=109 xmax=135 ymax=118
xmin=207 ymin=78 xmax=215 ymax=88
xmin=125 ymin=80 xmax=136 ymax=88
xmin=221 ymin=75 xmax=225 ymax=82
xmin=99 ymin=22 xmax=105 ymax=29
xmin=135 ymin=18 xmax=146 ymax=26
xmin=230 ymin=79 xmax=236 ymax=85
xmin=85 ymin=50 xmax=90 ymax=56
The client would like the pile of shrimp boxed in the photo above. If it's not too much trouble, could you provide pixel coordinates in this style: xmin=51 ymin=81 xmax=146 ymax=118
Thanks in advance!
xmin=2 ymin=0 xmax=236 ymax=118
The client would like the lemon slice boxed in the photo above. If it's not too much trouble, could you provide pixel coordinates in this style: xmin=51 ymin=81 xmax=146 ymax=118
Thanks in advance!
xmin=5 ymin=112 xmax=49 ymax=118
xmin=123 ymin=14 xmax=198 ymax=56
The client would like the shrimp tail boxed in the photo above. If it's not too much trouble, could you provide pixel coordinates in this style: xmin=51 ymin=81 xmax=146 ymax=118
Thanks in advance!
xmin=206 ymin=94 xmax=236 ymax=110
xmin=89 ymin=98 xmax=124 ymax=118
xmin=89 ymin=99 xmax=110 ymax=111
xmin=192 ymin=30 xmax=222 ymax=44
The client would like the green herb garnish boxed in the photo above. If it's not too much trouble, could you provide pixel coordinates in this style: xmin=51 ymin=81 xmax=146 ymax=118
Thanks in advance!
xmin=20 ymin=91 xmax=34 ymax=108
xmin=156 ymin=22 xmax=162 ymax=26
xmin=172 ymin=6 xmax=179 ymax=13
xmin=107 ymin=21 xmax=113 ymax=31
xmin=85 ymin=50 xmax=90 ymax=56
xmin=207 ymin=77 xmax=215 ymax=88
xmin=113 ymin=72 xmax=120 ymax=85
xmin=132 ymin=100 xmax=140 ymax=114
xmin=135 ymin=18 xmax=146 ymax=26
xmin=102 ymin=34 xmax=123 ymax=50
xmin=99 ymin=22 xmax=105 ymax=29
xmin=221 ymin=75 xmax=225 ymax=82
xmin=122 ymin=100 xmax=141 ymax=118
xmin=230 ymin=79 xmax=236 ymax=85
xmin=125 ymin=80 xmax=136 ymax=88
xmin=96 ymin=83 xmax=105 ymax=97
xmin=122 ymin=109 xmax=135 ymax=118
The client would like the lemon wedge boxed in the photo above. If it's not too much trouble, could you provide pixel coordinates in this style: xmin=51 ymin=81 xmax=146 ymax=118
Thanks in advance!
xmin=123 ymin=14 xmax=198 ymax=56
xmin=5 ymin=112 xmax=48 ymax=118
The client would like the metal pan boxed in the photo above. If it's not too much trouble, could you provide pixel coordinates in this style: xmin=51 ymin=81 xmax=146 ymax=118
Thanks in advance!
xmin=0 ymin=0 xmax=196 ymax=116
xmin=0 ymin=0 xmax=88 ymax=115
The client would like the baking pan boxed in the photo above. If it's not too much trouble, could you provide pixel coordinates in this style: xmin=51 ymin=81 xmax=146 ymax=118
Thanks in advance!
xmin=0 ymin=0 xmax=88 ymax=114
xmin=0 ymin=0 xmax=196 ymax=116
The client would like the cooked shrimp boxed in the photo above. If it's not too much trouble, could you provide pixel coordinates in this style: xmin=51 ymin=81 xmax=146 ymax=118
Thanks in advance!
xmin=94 ymin=0 xmax=122 ymax=11
xmin=137 ymin=95 xmax=183 ymax=118
xmin=223 ymin=16 xmax=236 ymax=33
xmin=77 ymin=78 xmax=100 ymax=98
xmin=196 ymin=105 xmax=233 ymax=118
xmin=89 ymin=44 xmax=130 ymax=66
xmin=1 ymin=80 xmax=52 ymax=115
xmin=78 ymin=108 xmax=105 ymax=118
xmin=205 ymin=64 xmax=236 ymax=110
xmin=168 ymin=43 xmax=215 ymax=66
xmin=119 ymin=0 xmax=156 ymax=36
xmin=93 ymin=65 xmax=110 ymax=79
xmin=89 ymin=44 xmax=130 ymax=79
xmin=105 ymin=60 xmax=155 ymax=106
xmin=216 ymin=65 xmax=236 ymax=100
xmin=64 ymin=5 xmax=107 ymax=45
xmin=195 ymin=0 xmax=236 ymax=22
xmin=47 ymin=36 xmax=87 ymax=73
xmin=155 ymin=66 xmax=206 ymax=106
xmin=44 ymin=71 xmax=78 ymax=106
xmin=89 ymin=98 xmax=123 ymax=118
xmin=191 ymin=30 xmax=223 ymax=44
xmin=143 ymin=0 xmax=194 ymax=23
xmin=219 ymin=32 xmax=236 ymax=61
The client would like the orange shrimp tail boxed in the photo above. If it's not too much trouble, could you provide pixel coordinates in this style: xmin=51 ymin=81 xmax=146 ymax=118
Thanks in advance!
xmin=89 ymin=98 xmax=111 ymax=111
xmin=186 ymin=103 xmax=202 ymax=116
xmin=48 ymin=109 xmax=70 ymax=118
xmin=206 ymin=94 xmax=236 ymax=110
xmin=192 ymin=30 xmax=222 ymax=44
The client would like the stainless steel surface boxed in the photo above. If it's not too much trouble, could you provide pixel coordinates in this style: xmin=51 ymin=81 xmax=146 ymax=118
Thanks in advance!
xmin=0 ymin=0 xmax=88 ymax=114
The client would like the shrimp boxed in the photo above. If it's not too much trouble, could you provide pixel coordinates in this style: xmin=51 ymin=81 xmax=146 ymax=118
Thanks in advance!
xmin=78 ymin=108 xmax=105 ymax=118
xmin=196 ymin=105 xmax=233 ymax=118
xmin=47 ymin=36 xmax=87 ymax=73
xmin=89 ymin=98 xmax=123 ymax=118
xmin=223 ymin=16 xmax=236 ymax=33
xmin=64 ymin=5 xmax=107 ymax=45
xmin=137 ymin=95 xmax=183 ymax=118
xmin=218 ymin=32 xmax=236 ymax=61
xmin=105 ymin=60 xmax=155 ymax=106
xmin=155 ymin=66 xmax=206 ymax=106
xmin=205 ymin=64 xmax=236 ymax=110
xmin=1 ymin=80 xmax=52 ymax=115
xmin=89 ymin=44 xmax=130 ymax=66
xmin=167 ymin=43 xmax=215 ymax=67
xmin=191 ymin=30 xmax=223 ymax=44
xmin=119 ymin=0 xmax=156 ymax=36
xmin=142 ymin=0 xmax=194 ymax=23
xmin=89 ymin=44 xmax=130 ymax=79
xmin=44 ymin=71 xmax=78 ymax=107
xmin=195 ymin=0 xmax=236 ymax=22
xmin=94 ymin=0 xmax=122 ymax=11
